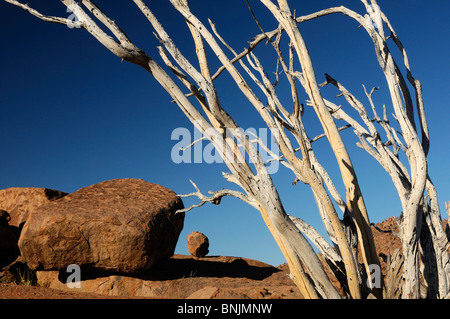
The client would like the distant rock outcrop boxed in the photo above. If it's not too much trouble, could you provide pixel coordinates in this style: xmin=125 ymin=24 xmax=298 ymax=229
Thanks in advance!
xmin=187 ymin=231 xmax=209 ymax=258
xmin=18 ymin=179 xmax=185 ymax=274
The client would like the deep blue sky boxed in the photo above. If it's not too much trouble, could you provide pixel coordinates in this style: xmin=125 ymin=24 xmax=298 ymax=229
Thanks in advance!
xmin=0 ymin=1 xmax=449 ymax=266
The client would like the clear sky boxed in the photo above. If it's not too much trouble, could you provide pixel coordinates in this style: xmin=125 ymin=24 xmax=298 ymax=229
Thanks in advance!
xmin=0 ymin=1 xmax=449 ymax=266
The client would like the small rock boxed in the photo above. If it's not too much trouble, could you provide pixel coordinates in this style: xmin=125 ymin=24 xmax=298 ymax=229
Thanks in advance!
xmin=187 ymin=231 xmax=209 ymax=257
xmin=33 ymin=254 xmax=303 ymax=299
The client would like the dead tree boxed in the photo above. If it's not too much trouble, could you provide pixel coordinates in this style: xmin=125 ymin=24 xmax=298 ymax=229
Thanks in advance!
xmin=5 ymin=0 xmax=448 ymax=299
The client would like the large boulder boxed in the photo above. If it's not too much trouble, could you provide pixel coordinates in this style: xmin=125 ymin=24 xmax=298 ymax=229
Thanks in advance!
xmin=0 ymin=187 xmax=68 ymax=228
xmin=18 ymin=178 xmax=184 ymax=273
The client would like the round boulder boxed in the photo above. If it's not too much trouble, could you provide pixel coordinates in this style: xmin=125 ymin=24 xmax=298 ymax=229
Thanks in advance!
xmin=187 ymin=231 xmax=209 ymax=258
xmin=18 ymin=178 xmax=185 ymax=273
xmin=0 ymin=210 xmax=20 ymax=268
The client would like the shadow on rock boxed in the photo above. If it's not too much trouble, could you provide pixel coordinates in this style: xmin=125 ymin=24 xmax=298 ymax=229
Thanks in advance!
xmin=57 ymin=255 xmax=281 ymax=283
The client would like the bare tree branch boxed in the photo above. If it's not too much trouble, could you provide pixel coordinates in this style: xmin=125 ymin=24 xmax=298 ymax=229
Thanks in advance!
xmin=176 ymin=180 xmax=258 ymax=214
xmin=4 ymin=0 xmax=80 ymax=26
